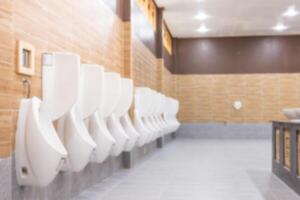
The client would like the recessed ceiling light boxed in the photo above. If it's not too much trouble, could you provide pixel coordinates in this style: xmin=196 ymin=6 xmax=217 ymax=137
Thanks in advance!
xmin=283 ymin=6 xmax=299 ymax=17
xmin=272 ymin=23 xmax=288 ymax=31
xmin=195 ymin=12 xmax=210 ymax=20
xmin=197 ymin=24 xmax=209 ymax=33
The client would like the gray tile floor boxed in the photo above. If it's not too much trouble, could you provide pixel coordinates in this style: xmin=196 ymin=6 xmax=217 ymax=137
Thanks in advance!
xmin=74 ymin=138 xmax=300 ymax=200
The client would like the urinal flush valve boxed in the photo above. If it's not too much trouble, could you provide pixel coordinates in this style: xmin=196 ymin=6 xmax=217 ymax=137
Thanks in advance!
xmin=22 ymin=78 xmax=31 ymax=98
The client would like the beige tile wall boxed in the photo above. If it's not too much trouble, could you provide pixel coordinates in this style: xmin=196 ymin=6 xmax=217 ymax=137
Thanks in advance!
xmin=175 ymin=74 xmax=300 ymax=123
xmin=1 ymin=0 xmax=17 ymax=158
xmin=131 ymin=34 xmax=160 ymax=90
xmin=123 ymin=22 xmax=132 ymax=78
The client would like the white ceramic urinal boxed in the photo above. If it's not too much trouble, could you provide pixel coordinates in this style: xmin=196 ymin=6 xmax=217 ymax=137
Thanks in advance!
xmin=150 ymin=90 xmax=163 ymax=139
xmin=163 ymin=97 xmax=175 ymax=135
xmin=164 ymin=98 xmax=174 ymax=134
xmin=134 ymin=87 xmax=152 ymax=147
xmin=143 ymin=88 xmax=159 ymax=142
xmin=167 ymin=98 xmax=181 ymax=133
xmin=56 ymin=64 xmax=98 ymax=172
xmin=89 ymin=112 xmax=116 ymax=163
xmin=16 ymin=98 xmax=67 ymax=187
xmin=117 ymin=78 xmax=140 ymax=152
xmin=16 ymin=52 xmax=80 ymax=187
xmin=105 ymin=73 xmax=129 ymax=156
xmin=152 ymin=91 xmax=166 ymax=138
xmin=158 ymin=94 xmax=170 ymax=135
xmin=85 ymin=66 xmax=116 ymax=163
xmin=146 ymin=90 xmax=157 ymax=140
xmin=173 ymin=99 xmax=181 ymax=132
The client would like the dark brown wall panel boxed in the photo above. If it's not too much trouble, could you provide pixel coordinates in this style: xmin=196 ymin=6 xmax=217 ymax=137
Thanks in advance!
xmin=163 ymin=46 xmax=174 ymax=72
xmin=174 ymin=36 xmax=300 ymax=74
xmin=155 ymin=8 xmax=163 ymax=58
xmin=117 ymin=0 xmax=131 ymax=21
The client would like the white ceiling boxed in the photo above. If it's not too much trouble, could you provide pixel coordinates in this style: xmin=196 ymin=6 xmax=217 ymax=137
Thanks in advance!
xmin=155 ymin=0 xmax=300 ymax=38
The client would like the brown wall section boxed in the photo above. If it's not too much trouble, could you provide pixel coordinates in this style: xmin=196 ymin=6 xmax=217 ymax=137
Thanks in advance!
xmin=163 ymin=46 xmax=174 ymax=72
xmin=174 ymin=36 xmax=300 ymax=74
xmin=155 ymin=8 xmax=163 ymax=58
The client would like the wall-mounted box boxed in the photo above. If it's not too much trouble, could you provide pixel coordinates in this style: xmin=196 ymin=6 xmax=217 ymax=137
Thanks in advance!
xmin=17 ymin=40 xmax=35 ymax=76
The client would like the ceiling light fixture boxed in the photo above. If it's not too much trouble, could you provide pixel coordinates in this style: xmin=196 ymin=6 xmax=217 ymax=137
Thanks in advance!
xmin=272 ymin=23 xmax=288 ymax=31
xmin=197 ymin=24 xmax=210 ymax=33
xmin=283 ymin=6 xmax=299 ymax=17
xmin=195 ymin=12 xmax=210 ymax=20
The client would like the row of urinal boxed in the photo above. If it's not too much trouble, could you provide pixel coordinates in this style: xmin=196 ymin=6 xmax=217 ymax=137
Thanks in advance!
xmin=15 ymin=52 xmax=180 ymax=188
xmin=134 ymin=87 xmax=180 ymax=146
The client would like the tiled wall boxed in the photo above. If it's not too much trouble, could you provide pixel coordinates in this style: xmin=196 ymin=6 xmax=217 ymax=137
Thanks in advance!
xmin=161 ymin=63 xmax=176 ymax=97
xmin=132 ymin=34 xmax=160 ymax=90
xmin=123 ymin=22 xmax=132 ymax=78
xmin=0 ymin=0 xmax=14 ymax=158
xmin=175 ymin=74 xmax=300 ymax=123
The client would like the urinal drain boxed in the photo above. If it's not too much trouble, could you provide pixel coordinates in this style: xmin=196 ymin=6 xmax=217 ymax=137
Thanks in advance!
xmin=21 ymin=167 xmax=28 ymax=176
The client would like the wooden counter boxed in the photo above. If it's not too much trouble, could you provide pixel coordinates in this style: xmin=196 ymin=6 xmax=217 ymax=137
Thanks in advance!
xmin=272 ymin=121 xmax=300 ymax=195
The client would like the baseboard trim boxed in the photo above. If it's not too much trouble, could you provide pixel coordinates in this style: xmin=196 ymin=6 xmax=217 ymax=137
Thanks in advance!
xmin=177 ymin=123 xmax=272 ymax=139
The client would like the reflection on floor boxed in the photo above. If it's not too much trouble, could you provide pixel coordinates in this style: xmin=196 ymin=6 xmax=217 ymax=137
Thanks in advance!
xmin=74 ymin=138 xmax=300 ymax=200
